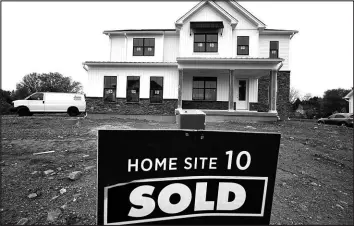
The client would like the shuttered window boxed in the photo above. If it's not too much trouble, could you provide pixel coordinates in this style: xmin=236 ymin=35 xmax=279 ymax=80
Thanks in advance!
xmin=150 ymin=77 xmax=163 ymax=103
xmin=237 ymin=36 xmax=249 ymax=55
xmin=126 ymin=76 xmax=140 ymax=102
xmin=194 ymin=34 xmax=218 ymax=52
xmin=103 ymin=76 xmax=117 ymax=102
xmin=270 ymin=41 xmax=279 ymax=58
xmin=133 ymin=38 xmax=155 ymax=56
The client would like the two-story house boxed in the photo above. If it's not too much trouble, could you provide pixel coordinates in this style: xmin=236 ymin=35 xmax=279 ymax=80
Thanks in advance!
xmin=83 ymin=0 xmax=298 ymax=122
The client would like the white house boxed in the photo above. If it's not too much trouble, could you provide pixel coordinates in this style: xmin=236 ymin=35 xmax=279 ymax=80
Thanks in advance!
xmin=344 ymin=90 xmax=353 ymax=113
xmin=83 ymin=0 xmax=298 ymax=121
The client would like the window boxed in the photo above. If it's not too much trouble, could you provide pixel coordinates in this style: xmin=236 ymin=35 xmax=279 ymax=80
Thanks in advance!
xmin=192 ymin=77 xmax=217 ymax=101
xmin=237 ymin=36 xmax=249 ymax=55
xmin=238 ymin=80 xmax=247 ymax=101
xmin=335 ymin=115 xmax=345 ymax=118
xmin=127 ymin=76 xmax=140 ymax=102
xmin=133 ymin=38 xmax=155 ymax=56
xmin=27 ymin=93 xmax=43 ymax=100
xmin=270 ymin=41 xmax=279 ymax=58
xmin=150 ymin=77 xmax=163 ymax=103
xmin=103 ymin=76 xmax=117 ymax=102
xmin=194 ymin=34 xmax=218 ymax=52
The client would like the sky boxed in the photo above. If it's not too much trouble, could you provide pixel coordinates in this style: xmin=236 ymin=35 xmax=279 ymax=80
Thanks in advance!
xmin=2 ymin=1 xmax=353 ymax=98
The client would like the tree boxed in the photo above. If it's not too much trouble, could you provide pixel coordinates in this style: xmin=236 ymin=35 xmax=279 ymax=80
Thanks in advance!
xmin=302 ymin=93 xmax=312 ymax=101
xmin=322 ymin=88 xmax=351 ymax=116
xmin=289 ymin=87 xmax=300 ymax=103
xmin=14 ymin=72 xmax=82 ymax=99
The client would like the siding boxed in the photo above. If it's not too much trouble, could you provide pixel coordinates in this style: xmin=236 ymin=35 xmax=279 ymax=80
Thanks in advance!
xmin=179 ymin=4 xmax=234 ymax=58
xmin=248 ymin=78 xmax=258 ymax=102
xmin=110 ymin=35 xmax=126 ymax=61
xmin=163 ymin=34 xmax=179 ymax=62
xmin=215 ymin=1 xmax=259 ymax=30
xmin=182 ymin=70 xmax=258 ymax=102
xmin=86 ymin=66 xmax=178 ymax=99
xmin=259 ymin=34 xmax=291 ymax=70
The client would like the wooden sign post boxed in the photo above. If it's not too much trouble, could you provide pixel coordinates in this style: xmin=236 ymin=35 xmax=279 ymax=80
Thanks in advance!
xmin=97 ymin=130 xmax=280 ymax=225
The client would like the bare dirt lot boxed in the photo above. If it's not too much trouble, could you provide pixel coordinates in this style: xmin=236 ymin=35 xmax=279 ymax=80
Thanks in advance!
xmin=1 ymin=115 xmax=353 ymax=225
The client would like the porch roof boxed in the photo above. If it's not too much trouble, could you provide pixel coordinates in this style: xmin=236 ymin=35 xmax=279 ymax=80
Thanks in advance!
xmin=176 ymin=57 xmax=284 ymax=70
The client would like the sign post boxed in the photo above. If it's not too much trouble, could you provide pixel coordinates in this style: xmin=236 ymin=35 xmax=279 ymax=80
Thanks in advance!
xmin=97 ymin=130 xmax=280 ymax=225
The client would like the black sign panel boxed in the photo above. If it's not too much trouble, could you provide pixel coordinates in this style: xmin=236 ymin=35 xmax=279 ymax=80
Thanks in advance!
xmin=97 ymin=130 xmax=280 ymax=225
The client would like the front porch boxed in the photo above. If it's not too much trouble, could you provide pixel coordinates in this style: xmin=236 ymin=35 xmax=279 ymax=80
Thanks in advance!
xmin=176 ymin=57 xmax=284 ymax=121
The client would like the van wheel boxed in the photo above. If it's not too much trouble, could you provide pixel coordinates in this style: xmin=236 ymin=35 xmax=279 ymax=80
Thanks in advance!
xmin=18 ymin=108 xmax=30 ymax=117
xmin=68 ymin=107 xmax=79 ymax=117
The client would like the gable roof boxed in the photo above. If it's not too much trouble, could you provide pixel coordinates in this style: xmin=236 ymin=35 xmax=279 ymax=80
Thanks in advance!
xmin=228 ymin=0 xmax=266 ymax=28
xmin=344 ymin=90 xmax=353 ymax=99
xmin=175 ymin=1 xmax=238 ymax=29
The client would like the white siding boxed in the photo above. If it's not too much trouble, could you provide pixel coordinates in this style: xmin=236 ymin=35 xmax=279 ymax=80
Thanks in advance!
xmin=233 ymin=29 xmax=259 ymax=58
xmin=110 ymin=35 xmax=127 ymax=61
xmin=163 ymin=34 xmax=179 ymax=62
xmin=182 ymin=70 xmax=229 ymax=101
xmin=259 ymin=34 xmax=291 ymax=70
xmin=349 ymin=96 xmax=353 ymax=113
xmin=86 ymin=66 xmax=178 ymax=99
xmin=179 ymin=4 xmax=234 ymax=58
xmin=248 ymin=78 xmax=258 ymax=102
xmin=215 ymin=1 xmax=259 ymax=30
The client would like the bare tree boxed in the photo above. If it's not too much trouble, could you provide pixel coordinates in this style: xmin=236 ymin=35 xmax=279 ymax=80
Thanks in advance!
xmin=289 ymin=87 xmax=300 ymax=103
xmin=302 ymin=93 xmax=312 ymax=101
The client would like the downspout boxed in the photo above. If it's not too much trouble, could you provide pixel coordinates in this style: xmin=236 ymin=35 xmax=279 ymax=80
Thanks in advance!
xmin=109 ymin=34 xmax=111 ymax=61
xmin=124 ymin=33 xmax=128 ymax=61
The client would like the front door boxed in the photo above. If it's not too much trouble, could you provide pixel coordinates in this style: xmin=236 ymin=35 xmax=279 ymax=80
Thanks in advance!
xmin=236 ymin=79 xmax=248 ymax=110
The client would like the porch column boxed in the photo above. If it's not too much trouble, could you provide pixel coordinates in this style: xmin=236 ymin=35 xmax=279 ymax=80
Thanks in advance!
xmin=177 ymin=69 xmax=183 ymax=109
xmin=228 ymin=69 xmax=235 ymax=111
xmin=269 ymin=70 xmax=278 ymax=113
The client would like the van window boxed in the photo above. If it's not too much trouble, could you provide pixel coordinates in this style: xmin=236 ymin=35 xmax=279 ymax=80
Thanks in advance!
xmin=28 ymin=93 xmax=44 ymax=100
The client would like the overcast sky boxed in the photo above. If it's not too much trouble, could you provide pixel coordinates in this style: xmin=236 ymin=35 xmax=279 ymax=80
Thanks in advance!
xmin=2 ymin=1 xmax=353 ymax=97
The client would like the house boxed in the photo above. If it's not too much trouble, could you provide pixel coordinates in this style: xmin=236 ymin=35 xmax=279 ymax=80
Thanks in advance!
xmin=83 ymin=0 xmax=298 ymax=122
xmin=344 ymin=90 xmax=353 ymax=113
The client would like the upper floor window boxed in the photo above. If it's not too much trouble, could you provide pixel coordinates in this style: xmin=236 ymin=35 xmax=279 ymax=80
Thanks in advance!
xmin=104 ymin=76 xmax=117 ymax=102
xmin=237 ymin=36 xmax=249 ymax=55
xmin=270 ymin=41 xmax=279 ymax=58
xmin=133 ymin=38 xmax=155 ymax=56
xmin=150 ymin=77 xmax=163 ymax=103
xmin=194 ymin=34 xmax=218 ymax=52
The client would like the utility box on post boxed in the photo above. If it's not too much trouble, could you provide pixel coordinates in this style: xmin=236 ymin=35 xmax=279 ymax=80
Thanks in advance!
xmin=175 ymin=109 xmax=206 ymax=130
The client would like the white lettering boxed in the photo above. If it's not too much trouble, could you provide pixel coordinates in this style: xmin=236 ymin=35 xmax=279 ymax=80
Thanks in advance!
xmin=169 ymin=158 xmax=177 ymax=170
xmin=128 ymin=159 xmax=138 ymax=172
xmin=184 ymin=157 xmax=192 ymax=170
xmin=158 ymin=183 xmax=192 ymax=214
xmin=236 ymin=151 xmax=251 ymax=170
xmin=200 ymin=157 xmax=208 ymax=169
xmin=216 ymin=182 xmax=246 ymax=211
xmin=209 ymin=158 xmax=217 ymax=169
xmin=141 ymin=159 xmax=153 ymax=172
xmin=155 ymin=158 xmax=166 ymax=171
xmin=128 ymin=185 xmax=155 ymax=217
xmin=194 ymin=182 xmax=214 ymax=211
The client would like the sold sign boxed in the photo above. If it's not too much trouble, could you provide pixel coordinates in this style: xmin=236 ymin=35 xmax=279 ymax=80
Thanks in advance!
xmin=97 ymin=130 xmax=280 ymax=225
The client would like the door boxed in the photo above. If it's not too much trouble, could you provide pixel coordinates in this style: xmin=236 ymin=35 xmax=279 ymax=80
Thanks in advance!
xmin=26 ymin=92 xmax=45 ymax=112
xmin=236 ymin=79 xmax=248 ymax=110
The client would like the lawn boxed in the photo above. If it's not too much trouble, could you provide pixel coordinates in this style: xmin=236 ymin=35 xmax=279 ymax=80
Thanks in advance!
xmin=0 ymin=114 xmax=353 ymax=225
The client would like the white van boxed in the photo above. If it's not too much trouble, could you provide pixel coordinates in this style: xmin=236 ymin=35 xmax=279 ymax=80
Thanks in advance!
xmin=11 ymin=92 xmax=86 ymax=117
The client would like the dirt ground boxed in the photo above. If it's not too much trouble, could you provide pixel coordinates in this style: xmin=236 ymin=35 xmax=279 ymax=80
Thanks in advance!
xmin=0 ymin=114 xmax=353 ymax=225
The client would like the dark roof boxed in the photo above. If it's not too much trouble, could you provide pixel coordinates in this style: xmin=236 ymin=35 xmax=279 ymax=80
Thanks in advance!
xmin=263 ymin=28 xmax=298 ymax=32
xmin=103 ymin=29 xmax=176 ymax=33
